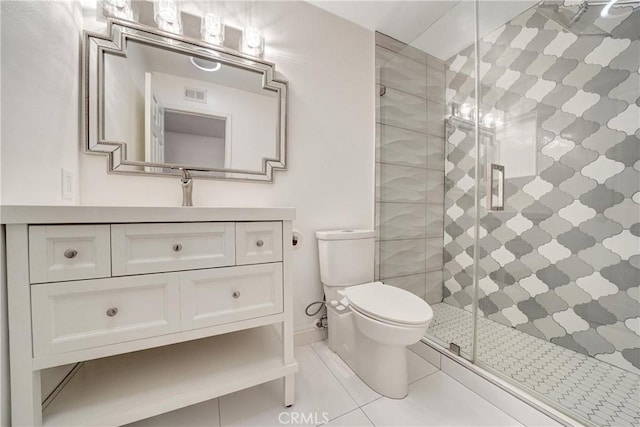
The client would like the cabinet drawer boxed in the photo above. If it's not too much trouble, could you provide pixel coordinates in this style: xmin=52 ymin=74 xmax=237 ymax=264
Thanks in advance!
xmin=236 ymin=222 xmax=283 ymax=265
xmin=111 ymin=222 xmax=235 ymax=275
xmin=31 ymin=274 xmax=180 ymax=357
xmin=181 ymin=263 xmax=283 ymax=330
xmin=29 ymin=225 xmax=111 ymax=284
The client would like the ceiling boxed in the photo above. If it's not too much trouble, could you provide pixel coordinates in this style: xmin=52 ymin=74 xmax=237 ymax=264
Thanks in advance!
xmin=307 ymin=0 xmax=539 ymax=61
xmin=165 ymin=110 xmax=226 ymax=138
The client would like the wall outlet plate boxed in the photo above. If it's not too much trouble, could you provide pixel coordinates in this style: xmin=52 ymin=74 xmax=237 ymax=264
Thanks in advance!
xmin=61 ymin=169 xmax=74 ymax=200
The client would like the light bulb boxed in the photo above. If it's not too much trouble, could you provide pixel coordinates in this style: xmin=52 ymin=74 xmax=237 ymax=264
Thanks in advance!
xmin=156 ymin=0 xmax=178 ymax=23
xmin=102 ymin=0 xmax=135 ymax=21
xmin=459 ymin=103 xmax=472 ymax=119
xmin=242 ymin=26 xmax=264 ymax=56
xmin=202 ymin=13 xmax=224 ymax=46
xmin=154 ymin=0 xmax=182 ymax=34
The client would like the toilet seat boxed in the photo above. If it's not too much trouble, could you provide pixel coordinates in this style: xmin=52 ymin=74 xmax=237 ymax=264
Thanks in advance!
xmin=344 ymin=282 xmax=433 ymax=326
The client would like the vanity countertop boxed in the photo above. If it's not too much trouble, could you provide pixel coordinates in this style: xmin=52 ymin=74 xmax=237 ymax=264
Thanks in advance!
xmin=0 ymin=205 xmax=296 ymax=224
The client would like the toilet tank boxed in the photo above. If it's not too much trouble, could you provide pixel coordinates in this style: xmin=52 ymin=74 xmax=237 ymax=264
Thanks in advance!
xmin=316 ymin=229 xmax=376 ymax=287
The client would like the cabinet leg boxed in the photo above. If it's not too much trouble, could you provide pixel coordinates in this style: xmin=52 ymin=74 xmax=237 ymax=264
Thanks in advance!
xmin=283 ymin=374 xmax=295 ymax=407
xmin=10 ymin=369 xmax=42 ymax=426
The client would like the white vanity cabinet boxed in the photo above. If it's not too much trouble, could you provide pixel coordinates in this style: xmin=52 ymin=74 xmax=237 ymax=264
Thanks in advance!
xmin=2 ymin=206 xmax=297 ymax=427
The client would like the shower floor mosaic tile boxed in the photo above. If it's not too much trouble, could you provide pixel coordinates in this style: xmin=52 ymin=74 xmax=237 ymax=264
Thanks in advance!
xmin=427 ymin=303 xmax=640 ymax=427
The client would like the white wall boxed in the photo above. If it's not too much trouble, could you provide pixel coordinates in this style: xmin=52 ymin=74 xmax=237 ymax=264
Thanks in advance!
xmin=0 ymin=4 xmax=6 ymax=425
xmin=1 ymin=1 xmax=82 ymax=205
xmin=1 ymin=2 xmax=83 ymax=423
xmin=0 ymin=227 xmax=7 ymax=427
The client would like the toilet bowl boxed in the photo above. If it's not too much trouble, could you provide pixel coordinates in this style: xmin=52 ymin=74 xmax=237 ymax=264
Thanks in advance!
xmin=316 ymin=230 xmax=433 ymax=399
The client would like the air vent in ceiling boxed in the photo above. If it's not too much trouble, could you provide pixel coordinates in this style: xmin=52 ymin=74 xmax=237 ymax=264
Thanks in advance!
xmin=184 ymin=87 xmax=206 ymax=103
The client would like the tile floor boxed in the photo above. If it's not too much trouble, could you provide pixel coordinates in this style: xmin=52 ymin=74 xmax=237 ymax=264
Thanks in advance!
xmin=427 ymin=303 xmax=640 ymax=427
xmin=128 ymin=340 xmax=523 ymax=427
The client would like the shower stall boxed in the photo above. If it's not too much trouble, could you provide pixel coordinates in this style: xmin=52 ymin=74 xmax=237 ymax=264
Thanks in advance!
xmin=375 ymin=1 xmax=639 ymax=425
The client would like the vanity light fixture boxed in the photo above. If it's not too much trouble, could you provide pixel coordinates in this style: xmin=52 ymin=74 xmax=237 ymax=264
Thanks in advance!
xmin=154 ymin=0 xmax=182 ymax=34
xmin=190 ymin=56 xmax=222 ymax=72
xmin=101 ymin=0 xmax=135 ymax=21
xmin=459 ymin=103 xmax=472 ymax=120
xmin=482 ymin=113 xmax=494 ymax=128
xmin=241 ymin=26 xmax=265 ymax=56
xmin=202 ymin=13 xmax=225 ymax=46
xmin=451 ymin=102 xmax=504 ymax=129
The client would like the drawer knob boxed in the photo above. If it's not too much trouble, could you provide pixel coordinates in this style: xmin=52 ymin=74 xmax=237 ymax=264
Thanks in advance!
xmin=106 ymin=307 xmax=119 ymax=317
xmin=64 ymin=249 xmax=78 ymax=259
xmin=172 ymin=243 xmax=183 ymax=252
xmin=256 ymin=240 xmax=264 ymax=248
xmin=232 ymin=290 xmax=241 ymax=299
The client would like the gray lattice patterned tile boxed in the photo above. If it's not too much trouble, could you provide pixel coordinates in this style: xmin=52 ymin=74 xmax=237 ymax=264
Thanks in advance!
xmin=600 ymin=260 xmax=639 ymax=291
xmin=606 ymin=39 xmax=638 ymax=72
xmin=605 ymin=167 xmax=640 ymax=198
xmin=539 ymin=214 xmax=574 ymax=238
xmin=598 ymin=292 xmax=639 ymax=322
xmin=555 ymin=255 xmax=594 ymax=281
xmin=578 ymin=214 xmax=623 ymax=242
xmin=562 ymin=62 xmax=602 ymax=89
xmin=560 ymin=145 xmax=601 ymax=172
xmin=604 ymin=199 xmax=638 ymax=228
xmin=536 ymin=290 xmax=570 ymax=314
xmin=582 ymin=126 xmax=627 ymax=154
xmin=608 ymin=72 xmax=640 ymax=104
xmin=541 ymin=109 xmax=577 ymax=134
xmin=553 ymin=282 xmax=592 ymax=307
xmin=584 ymin=96 xmax=629 ymax=126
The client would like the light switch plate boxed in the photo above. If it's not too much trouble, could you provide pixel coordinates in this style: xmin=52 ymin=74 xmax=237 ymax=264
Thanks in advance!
xmin=61 ymin=169 xmax=74 ymax=200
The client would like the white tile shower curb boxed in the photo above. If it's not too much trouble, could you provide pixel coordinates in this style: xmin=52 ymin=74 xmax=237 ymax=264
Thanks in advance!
xmin=410 ymin=339 xmax=588 ymax=427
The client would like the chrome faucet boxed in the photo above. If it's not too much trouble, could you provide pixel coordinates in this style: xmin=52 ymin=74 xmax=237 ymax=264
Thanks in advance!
xmin=178 ymin=168 xmax=193 ymax=207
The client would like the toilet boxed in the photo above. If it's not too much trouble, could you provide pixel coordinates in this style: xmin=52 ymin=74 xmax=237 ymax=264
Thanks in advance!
xmin=316 ymin=229 xmax=433 ymax=399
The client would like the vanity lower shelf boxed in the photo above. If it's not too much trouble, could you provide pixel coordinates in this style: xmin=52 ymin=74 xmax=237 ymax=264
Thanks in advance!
xmin=42 ymin=326 xmax=298 ymax=426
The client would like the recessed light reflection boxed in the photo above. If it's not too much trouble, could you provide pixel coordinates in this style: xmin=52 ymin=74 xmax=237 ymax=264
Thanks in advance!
xmin=189 ymin=56 xmax=222 ymax=72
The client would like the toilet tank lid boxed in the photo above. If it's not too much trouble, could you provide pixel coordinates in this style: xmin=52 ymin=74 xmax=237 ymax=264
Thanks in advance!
xmin=316 ymin=229 xmax=376 ymax=240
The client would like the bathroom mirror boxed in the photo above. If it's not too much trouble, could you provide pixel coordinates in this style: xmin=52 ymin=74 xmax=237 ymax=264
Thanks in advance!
xmin=84 ymin=19 xmax=288 ymax=181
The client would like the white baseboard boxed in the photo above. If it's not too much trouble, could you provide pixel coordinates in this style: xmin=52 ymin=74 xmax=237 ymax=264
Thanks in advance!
xmin=412 ymin=339 xmax=583 ymax=427
xmin=294 ymin=327 xmax=327 ymax=347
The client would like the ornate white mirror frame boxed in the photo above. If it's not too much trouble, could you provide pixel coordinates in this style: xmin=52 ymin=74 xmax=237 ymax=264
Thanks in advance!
xmin=83 ymin=18 xmax=288 ymax=182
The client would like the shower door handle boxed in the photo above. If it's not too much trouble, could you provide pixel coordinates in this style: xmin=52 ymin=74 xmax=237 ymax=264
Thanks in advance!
xmin=487 ymin=163 xmax=504 ymax=211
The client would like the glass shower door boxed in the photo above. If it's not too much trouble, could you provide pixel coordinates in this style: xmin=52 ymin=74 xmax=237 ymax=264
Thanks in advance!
xmin=422 ymin=0 xmax=479 ymax=362
xmin=469 ymin=1 xmax=640 ymax=425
